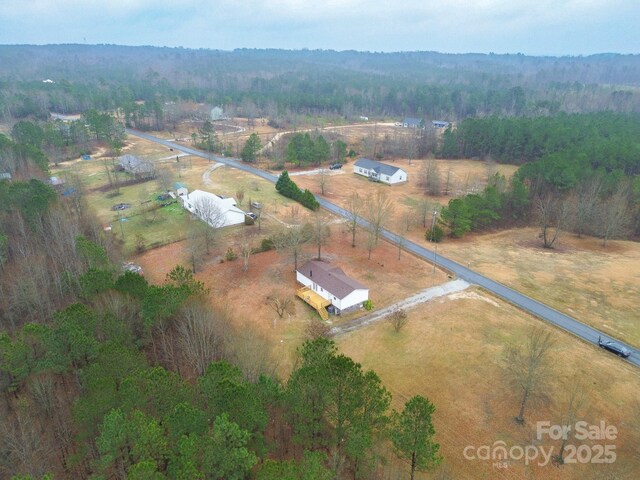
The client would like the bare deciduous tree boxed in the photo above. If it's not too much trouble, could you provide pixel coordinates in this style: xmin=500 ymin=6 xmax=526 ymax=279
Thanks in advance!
xmin=419 ymin=159 xmax=441 ymax=196
xmin=266 ymin=290 xmax=295 ymax=319
xmin=239 ymin=237 xmax=252 ymax=272
xmin=318 ymin=168 xmax=330 ymax=195
xmin=184 ymin=220 xmax=210 ymax=273
xmin=553 ymin=377 xmax=588 ymax=465
xmin=177 ymin=302 xmax=227 ymax=376
xmin=364 ymin=189 xmax=394 ymax=259
xmin=598 ymin=182 xmax=632 ymax=247
xmin=235 ymin=188 xmax=245 ymax=206
xmin=272 ymin=223 xmax=313 ymax=271
xmin=0 ymin=402 xmax=52 ymax=478
xmin=570 ymin=176 xmax=603 ymax=238
xmin=305 ymin=319 xmax=331 ymax=339
xmin=313 ymin=210 xmax=331 ymax=260
xmin=415 ymin=197 xmax=432 ymax=229
xmin=535 ymin=193 xmax=571 ymax=249
xmin=194 ymin=196 xmax=225 ymax=229
xmin=345 ymin=192 xmax=361 ymax=248
xmin=387 ymin=308 xmax=409 ymax=333
xmin=504 ymin=326 xmax=556 ymax=424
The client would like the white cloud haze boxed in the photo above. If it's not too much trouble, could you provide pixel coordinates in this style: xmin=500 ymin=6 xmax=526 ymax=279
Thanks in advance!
xmin=0 ymin=0 xmax=637 ymax=55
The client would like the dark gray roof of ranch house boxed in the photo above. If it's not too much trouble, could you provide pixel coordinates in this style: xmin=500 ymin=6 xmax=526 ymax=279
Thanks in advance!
xmin=354 ymin=158 xmax=404 ymax=177
xmin=297 ymin=260 xmax=367 ymax=300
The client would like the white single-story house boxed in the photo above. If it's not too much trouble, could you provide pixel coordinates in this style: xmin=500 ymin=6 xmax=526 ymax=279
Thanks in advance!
xmin=403 ymin=117 xmax=424 ymax=129
xmin=296 ymin=260 xmax=369 ymax=315
xmin=182 ymin=189 xmax=246 ymax=228
xmin=353 ymin=158 xmax=408 ymax=185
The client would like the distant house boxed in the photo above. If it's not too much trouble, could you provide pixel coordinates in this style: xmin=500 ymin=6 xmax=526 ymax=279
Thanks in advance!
xmin=432 ymin=120 xmax=450 ymax=128
xmin=296 ymin=260 xmax=369 ymax=316
xmin=353 ymin=158 xmax=407 ymax=185
xmin=0 ymin=172 xmax=11 ymax=181
xmin=210 ymin=106 xmax=227 ymax=121
xmin=49 ymin=176 xmax=65 ymax=189
xmin=182 ymin=189 xmax=246 ymax=228
xmin=403 ymin=117 xmax=424 ymax=129
xmin=118 ymin=154 xmax=155 ymax=178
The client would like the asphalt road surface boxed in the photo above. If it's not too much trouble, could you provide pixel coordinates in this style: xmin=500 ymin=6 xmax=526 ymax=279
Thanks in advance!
xmin=128 ymin=129 xmax=640 ymax=368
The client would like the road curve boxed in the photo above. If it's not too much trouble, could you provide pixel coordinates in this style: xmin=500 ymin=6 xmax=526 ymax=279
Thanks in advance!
xmin=127 ymin=129 xmax=640 ymax=368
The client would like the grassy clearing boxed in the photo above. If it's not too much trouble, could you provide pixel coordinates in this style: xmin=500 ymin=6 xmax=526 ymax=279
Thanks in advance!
xmin=440 ymin=228 xmax=640 ymax=349
xmin=337 ymin=289 xmax=640 ymax=480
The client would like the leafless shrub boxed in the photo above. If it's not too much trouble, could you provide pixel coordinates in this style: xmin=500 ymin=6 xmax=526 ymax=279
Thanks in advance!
xmin=387 ymin=308 xmax=408 ymax=333
xmin=266 ymin=290 xmax=296 ymax=319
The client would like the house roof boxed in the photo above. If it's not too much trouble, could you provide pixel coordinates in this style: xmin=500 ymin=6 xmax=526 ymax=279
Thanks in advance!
xmin=354 ymin=158 xmax=405 ymax=177
xmin=403 ymin=117 xmax=423 ymax=127
xmin=119 ymin=154 xmax=154 ymax=173
xmin=297 ymin=260 xmax=367 ymax=300
xmin=184 ymin=189 xmax=245 ymax=227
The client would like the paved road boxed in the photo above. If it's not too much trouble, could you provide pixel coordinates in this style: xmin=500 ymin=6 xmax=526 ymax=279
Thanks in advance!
xmin=127 ymin=129 xmax=640 ymax=368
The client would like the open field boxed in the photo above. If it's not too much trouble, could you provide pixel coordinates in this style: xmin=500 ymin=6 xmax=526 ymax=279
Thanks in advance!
xmin=440 ymin=228 xmax=640 ymax=349
xmin=338 ymin=290 xmax=640 ymax=480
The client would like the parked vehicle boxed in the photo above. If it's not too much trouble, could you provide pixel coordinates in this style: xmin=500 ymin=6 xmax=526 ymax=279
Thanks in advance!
xmin=329 ymin=163 xmax=343 ymax=170
xmin=123 ymin=262 xmax=144 ymax=275
xmin=111 ymin=203 xmax=131 ymax=211
xmin=598 ymin=336 xmax=631 ymax=358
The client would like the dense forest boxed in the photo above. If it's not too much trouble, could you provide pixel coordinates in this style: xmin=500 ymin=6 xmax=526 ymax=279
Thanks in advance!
xmin=1 ymin=45 xmax=639 ymax=125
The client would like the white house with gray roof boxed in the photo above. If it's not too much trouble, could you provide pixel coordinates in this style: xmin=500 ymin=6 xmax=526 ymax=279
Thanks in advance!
xmin=353 ymin=158 xmax=408 ymax=185
xmin=296 ymin=260 xmax=369 ymax=314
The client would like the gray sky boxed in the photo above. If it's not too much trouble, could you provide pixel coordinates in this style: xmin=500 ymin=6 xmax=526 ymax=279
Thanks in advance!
xmin=1 ymin=0 xmax=638 ymax=56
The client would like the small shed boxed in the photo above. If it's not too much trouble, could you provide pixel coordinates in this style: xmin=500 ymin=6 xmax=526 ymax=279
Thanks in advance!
xmin=432 ymin=120 xmax=450 ymax=128
xmin=353 ymin=158 xmax=407 ymax=185
xmin=403 ymin=117 xmax=424 ymax=129
xmin=174 ymin=182 xmax=188 ymax=197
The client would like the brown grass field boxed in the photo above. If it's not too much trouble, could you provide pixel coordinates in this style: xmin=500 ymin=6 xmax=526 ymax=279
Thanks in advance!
xmin=54 ymin=122 xmax=640 ymax=479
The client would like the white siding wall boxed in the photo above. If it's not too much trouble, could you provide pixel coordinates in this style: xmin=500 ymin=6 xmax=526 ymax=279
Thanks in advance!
xmin=335 ymin=289 xmax=369 ymax=311
xmin=388 ymin=169 xmax=408 ymax=184
xmin=295 ymin=273 xmax=332 ymax=303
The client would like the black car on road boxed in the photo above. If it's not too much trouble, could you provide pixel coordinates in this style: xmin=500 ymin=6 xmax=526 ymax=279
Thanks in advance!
xmin=329 ymin=163 xmax=343 ymax=170
xmin=598 ymin=336 xmax=631 ymax=358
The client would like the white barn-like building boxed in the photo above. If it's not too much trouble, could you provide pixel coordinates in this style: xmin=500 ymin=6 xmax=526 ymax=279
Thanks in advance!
xmin=296 ymin=260 xmax=369 ymax=315
xmin=182 ymin=189 xmax=246 ymax=228
xmin=353 ymin=158 xmax=408 ymax=185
